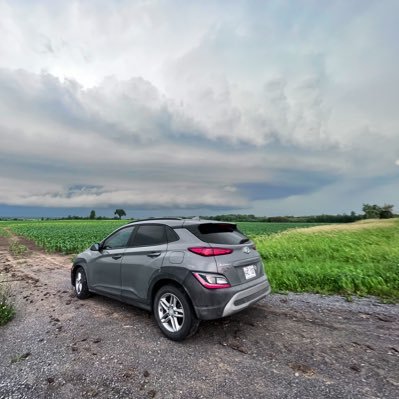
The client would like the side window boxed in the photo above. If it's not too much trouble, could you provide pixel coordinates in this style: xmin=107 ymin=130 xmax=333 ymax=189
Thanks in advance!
xmin=103 ymin=226 xmax=135 ymax=250
xmin=166 ymin=226 xmax=180 ymax=243
xmin=132 ymin=225 xmax=166 ymax=247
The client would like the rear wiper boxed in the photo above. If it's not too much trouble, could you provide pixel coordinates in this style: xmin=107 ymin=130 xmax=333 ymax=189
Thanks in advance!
xmin=239 ymin=238 xmax=250 ymax=244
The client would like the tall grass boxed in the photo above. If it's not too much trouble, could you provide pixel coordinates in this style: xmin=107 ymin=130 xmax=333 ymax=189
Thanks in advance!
xmin=237 ymin=222 xmax=329 ymax=236
xmin=0 ymin=282 xmax=15 ymax=326
xmin=255 ymin=219 xmax=399 ymax=300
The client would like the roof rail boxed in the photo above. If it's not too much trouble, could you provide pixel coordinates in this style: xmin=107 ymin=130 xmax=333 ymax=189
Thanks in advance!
xmin=131 ymin=217 xmax=184 ymax=223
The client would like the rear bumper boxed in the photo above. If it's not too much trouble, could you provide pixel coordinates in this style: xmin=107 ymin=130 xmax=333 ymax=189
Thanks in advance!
xmin=222 ymin=279 xmax=270 ymax=317
xmin=186 ymin=274 xmax=271 ymax=320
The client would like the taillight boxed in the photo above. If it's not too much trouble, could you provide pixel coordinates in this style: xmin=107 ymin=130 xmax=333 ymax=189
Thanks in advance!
xmin=188 ymin=247 xmax=233 ymax=256
xmin=193 ymin=272 xmax=231 ymax=289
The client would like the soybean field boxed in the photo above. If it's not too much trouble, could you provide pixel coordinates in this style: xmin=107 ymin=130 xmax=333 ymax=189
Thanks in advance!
xmin=0 ymin=220 xmax=324 ymax=254
xmin=1 ymin=218 xmax=398 ymax=300
xmin=0 ymin=220 xmax=127 ymax=254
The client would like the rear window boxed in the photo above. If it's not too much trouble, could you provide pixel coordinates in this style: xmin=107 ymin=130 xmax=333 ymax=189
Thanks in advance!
xmin=187 ymin=223 xmax=250 ymax=245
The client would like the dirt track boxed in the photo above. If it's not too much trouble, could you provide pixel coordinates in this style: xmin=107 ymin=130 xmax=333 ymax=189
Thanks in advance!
xmin=0 ymin=234 xmax=398 ymax=399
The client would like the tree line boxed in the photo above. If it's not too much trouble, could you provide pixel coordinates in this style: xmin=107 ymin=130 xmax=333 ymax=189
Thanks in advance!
xmin=2 ymin=204 xmax=396 ymax=222
xmin=203 ymin=203 xmax=396 ymax=223
xmin=58 ymin=209 xmax=127 ymax=220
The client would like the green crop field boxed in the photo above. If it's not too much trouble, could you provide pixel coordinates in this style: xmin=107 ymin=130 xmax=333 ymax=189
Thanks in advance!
xmin=0 ymin=220 xmax=127 ymax=254
xmin=255 ymin=219 xmax=399 ymax=301
xmin=0 ymin=220 xmax=324 ymax=254
xmin=1 ymin=218 xmax=397 ymax=300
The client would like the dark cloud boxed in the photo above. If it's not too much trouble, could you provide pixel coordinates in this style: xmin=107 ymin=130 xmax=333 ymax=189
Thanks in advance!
xmin=238 ymin=171 xmax=337 ymax=201
xmin=0 ymin=1 xmax=398 ymax=215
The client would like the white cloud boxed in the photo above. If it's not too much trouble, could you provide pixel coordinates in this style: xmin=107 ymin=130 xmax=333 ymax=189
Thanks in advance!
xmin=0 ymin=0 xmax=398 ymax=213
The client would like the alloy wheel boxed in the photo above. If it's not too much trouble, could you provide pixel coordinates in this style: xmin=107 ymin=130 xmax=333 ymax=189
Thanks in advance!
xmin=75 ymin=271 xmax=83 ymax=295
xmin=158 ymin=293 xmax=185 ymax=332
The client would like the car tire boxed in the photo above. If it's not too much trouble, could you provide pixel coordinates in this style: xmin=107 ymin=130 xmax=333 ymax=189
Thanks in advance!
xmin=74 ymin=267 xmax=91 ymax=299
xmin=154 ymin=284 xmax=199 ymax=341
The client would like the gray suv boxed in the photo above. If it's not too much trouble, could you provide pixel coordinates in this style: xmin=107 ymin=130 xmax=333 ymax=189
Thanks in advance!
xmin=71 ymin=218 xmax=270 ymax=340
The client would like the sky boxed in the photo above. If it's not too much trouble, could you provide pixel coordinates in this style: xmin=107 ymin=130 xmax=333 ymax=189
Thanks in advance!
xmin=0 ymin=0 xmax=398 ymax=218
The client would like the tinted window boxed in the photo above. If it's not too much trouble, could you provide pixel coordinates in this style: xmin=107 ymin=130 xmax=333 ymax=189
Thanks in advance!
xmin=133 ymin=225 xmax=166 ymax=247
xmin=166 ymin=226 xmax=180 ymax=243
xmin=187 ymin=223 xmax=249 ymax=245
xmin=103 ymin=226 xmax=135 ymax=249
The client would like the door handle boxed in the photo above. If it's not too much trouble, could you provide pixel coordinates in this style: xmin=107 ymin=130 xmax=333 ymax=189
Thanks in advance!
xmin=147 ymin=252 xmax=161 ymax=258
xmin=112 ymin=254 xmax=122 ymax=260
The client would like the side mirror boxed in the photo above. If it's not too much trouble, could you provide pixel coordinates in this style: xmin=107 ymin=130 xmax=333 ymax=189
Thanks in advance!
xmin=90 ymin=243 xmax=101 ymax=251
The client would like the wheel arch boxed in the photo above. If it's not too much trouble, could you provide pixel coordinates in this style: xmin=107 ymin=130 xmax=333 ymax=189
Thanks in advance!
xmin=149 ymin=274 xmax=198 ymax=317
xmin=71 ymin=258 xmax=87 ymax=286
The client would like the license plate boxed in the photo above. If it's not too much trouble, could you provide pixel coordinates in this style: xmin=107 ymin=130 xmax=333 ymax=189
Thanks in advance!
xmin=243 ymin=265 xmax=256 ymax=280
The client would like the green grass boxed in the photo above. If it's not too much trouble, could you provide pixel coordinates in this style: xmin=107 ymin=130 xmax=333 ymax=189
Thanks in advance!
xmin=236 ymin=222 xmax=328 ymax=237
xmin=0 ymin=227 xmax=11 ymax=237
xmin=0 ymin=283 xmax=15 ymax=326
xmin=255 ymin=219 xmax=399 ymax=300
xmin=9 ymin=241 xmax=28 ymax=257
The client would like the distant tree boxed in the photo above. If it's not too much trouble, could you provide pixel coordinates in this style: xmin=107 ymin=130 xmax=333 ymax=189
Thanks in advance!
xmin=379 ymin=204 xmax=394 ymax=219
xmin=362 ymin=204 xmax=382 ymax=219
xmin=89 ymin=210 xmax=96 ymax=219
xmin=114 ymin=209 xmax=126 ymax=219
xmin=362 ymin=203 xmax=395 ymax=219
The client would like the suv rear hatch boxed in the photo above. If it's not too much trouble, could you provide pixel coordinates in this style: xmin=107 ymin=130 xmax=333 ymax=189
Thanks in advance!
xmin=186 ymin=222 xmax=264 ymax=286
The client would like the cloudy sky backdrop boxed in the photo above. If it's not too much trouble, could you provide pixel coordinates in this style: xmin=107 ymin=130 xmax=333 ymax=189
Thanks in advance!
xmin=0 ymin=0 xmax=398 ymax=217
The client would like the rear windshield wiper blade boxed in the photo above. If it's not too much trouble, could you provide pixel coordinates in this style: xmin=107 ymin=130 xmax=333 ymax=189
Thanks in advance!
xmin=239 ymin=238 xmax=250 ymax=244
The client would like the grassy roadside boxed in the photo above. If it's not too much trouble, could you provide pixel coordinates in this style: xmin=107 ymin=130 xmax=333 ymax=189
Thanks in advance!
xmin=256 ymin=219 xmax=399 ymax=301
xmin=0 ymin=281 xmax=15 ymax=326
xmin=0 ymin=228 xmax=15 ymax=325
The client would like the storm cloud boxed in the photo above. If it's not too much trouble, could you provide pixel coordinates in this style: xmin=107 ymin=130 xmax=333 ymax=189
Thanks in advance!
xmin=0 ymin=0 xmax=398 ymax=216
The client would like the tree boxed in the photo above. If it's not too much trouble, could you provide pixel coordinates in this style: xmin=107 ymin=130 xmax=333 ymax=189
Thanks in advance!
xmin=114 ymin=209 xmax=126 ymax=219
xmin=362 ymin=203 xmax=395 ymax=219
xmin=362 ymin=204 xmax=381 ymax=219
xmin=380 ymin=204 xmax=394 ymax=219
xmin=89 ymin=210 xmax=96 ymax=219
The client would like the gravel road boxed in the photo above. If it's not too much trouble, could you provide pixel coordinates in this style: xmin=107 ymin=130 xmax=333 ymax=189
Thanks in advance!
xmin=0 ymin=234 xmax=398 ymax=399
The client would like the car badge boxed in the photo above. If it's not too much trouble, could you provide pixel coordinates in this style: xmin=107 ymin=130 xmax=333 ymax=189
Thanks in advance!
xmin=243 ymin=246 xmax=251 ymax=254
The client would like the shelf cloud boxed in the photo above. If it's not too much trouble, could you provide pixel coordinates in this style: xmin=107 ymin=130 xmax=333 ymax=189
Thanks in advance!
xmin=0 ymin=0 xmax=398 ymax=216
